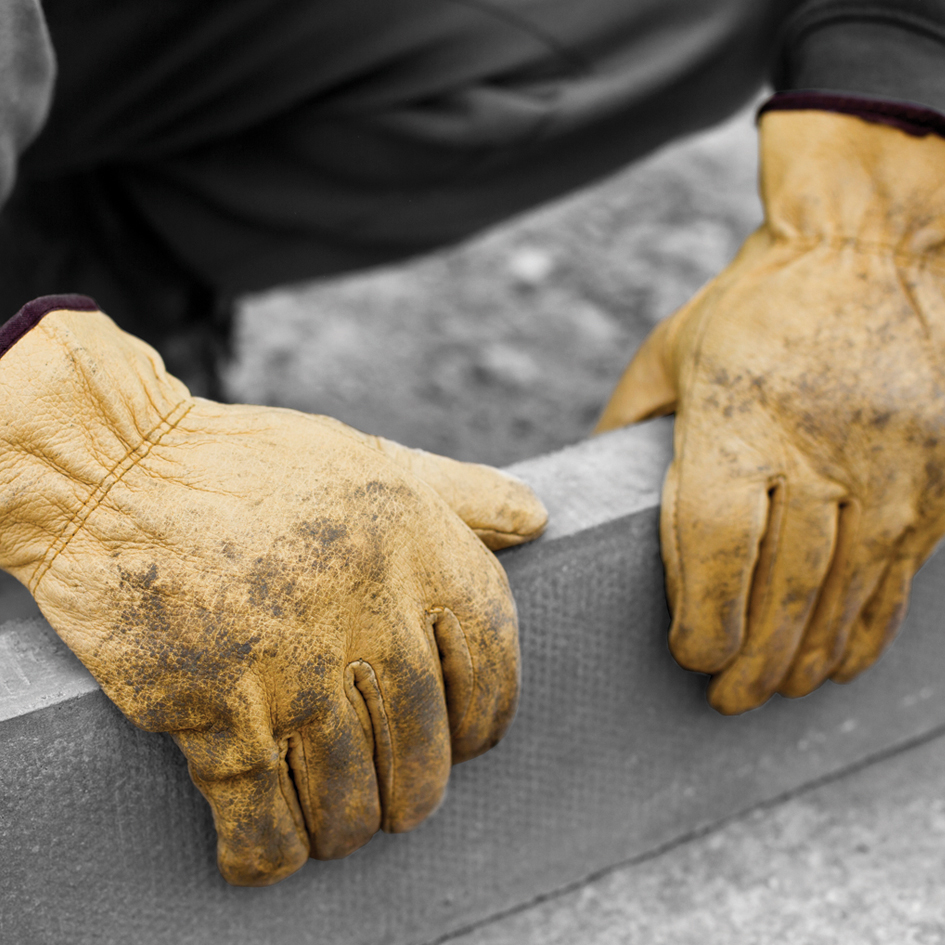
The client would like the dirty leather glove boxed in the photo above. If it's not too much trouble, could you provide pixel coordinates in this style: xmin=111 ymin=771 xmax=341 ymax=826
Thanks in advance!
xmin=0 ymin=297 xmax=547 ymax=885
xmin=596 ymin=104 xmax=945 ymax=715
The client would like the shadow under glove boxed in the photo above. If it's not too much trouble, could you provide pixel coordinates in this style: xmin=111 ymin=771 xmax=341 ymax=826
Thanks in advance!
xmin=597 ymin=103 xmax=945 ymax=715
xmin=0 ymin=297 xmax=547 ymax=885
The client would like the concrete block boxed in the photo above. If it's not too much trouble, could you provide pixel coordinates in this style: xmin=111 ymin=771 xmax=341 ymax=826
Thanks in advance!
xmin=2 ymin=418 xmax=945 ymax=945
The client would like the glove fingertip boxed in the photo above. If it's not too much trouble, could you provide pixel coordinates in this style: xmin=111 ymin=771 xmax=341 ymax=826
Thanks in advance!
xmin=451 ymin=467 xmax=547 ymax=548
xmin=481 ymin=476 xmax=548 ymax=549
xmin=829 ymin=652 xmax=867 ymax=684
xmin=668 ymin=616 xmax=740 ymax=676
xmin=705 ymin=672 xmax=773 ymax=716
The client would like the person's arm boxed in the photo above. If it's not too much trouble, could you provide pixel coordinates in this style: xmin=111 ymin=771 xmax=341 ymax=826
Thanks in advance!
xmin=775 ymin=0 xmax=945 ymax=112
xmin=597 ymin=0 xmax=945 ymax=714
xmin=0 ymin=0 xmax=54 ymax=201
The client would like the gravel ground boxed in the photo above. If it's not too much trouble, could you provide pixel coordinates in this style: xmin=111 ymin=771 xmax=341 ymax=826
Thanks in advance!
xmin=227 ymin=102 xmax=763 ymax=467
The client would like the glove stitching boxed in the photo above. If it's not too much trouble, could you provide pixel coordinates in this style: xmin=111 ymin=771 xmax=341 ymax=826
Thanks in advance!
xmin=28 ymin=398 xmax=195 ymax=595
xmin=772 ymin=233 xmax=945 ymax=274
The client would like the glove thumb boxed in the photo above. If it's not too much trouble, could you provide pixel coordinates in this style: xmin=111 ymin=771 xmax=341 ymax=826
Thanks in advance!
xmin=594 ymin=312 xmax=680 ymax=433
xmin=374 ymin=438 xmax=548 ymax=549
xmin=323 ymin=417 xmax=547 ymax=549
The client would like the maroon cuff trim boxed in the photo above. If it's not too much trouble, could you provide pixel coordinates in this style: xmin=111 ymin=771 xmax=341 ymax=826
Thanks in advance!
xmin=0 ymin=294 xmax=100 ymax=361
xmin=758 ymin=91 xmax=945 ymax=140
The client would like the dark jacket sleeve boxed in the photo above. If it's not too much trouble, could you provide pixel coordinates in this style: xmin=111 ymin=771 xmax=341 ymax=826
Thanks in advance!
xmin=775 ymin=0 xmax=945 ymax=112
xmin=0 ymin=0 xmax=54 ymax=204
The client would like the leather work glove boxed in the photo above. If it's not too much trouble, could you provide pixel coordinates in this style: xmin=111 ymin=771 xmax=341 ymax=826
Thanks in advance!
xmin=0 ymin=296 xmax=547 ymax=885
xmin=596 ymin=101 xmax=945 ymax=715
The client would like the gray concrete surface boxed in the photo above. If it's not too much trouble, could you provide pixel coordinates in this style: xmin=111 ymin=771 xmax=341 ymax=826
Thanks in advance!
xmin=4 ymin=421 xmax=945 ymax=945
xmin=444 ymin=731 xmax=945 ymax=945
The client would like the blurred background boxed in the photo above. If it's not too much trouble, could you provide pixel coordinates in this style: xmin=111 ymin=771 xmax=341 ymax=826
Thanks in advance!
xmin=226 ymin=101 xmax=763 ymax=467
xmin=0 ymin=101 xmax=763 ymax=622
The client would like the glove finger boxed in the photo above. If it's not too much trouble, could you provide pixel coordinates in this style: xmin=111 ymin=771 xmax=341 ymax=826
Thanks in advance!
xmin=594 ymin=313 xmax=679 ymax=432
xmin=286 ymin=694 xmax=382 ymax=861
xmin=664 ymin=450 xmax=771 ymax=675
xmin=349 ymin=608 xmax=453 ymax=835
xmin=829 ymin=553 xmax=917 ymax=684
xmin=318 ymin=416 xmax=547 ymax=550
xmin=778 ymin=502 xmax=890 ymax=697
xmin=830 ymin=521 xmax=943 ymax=683
xmin=173 ymin=683 xmax=310 ymax=887
xmin=707 ymin=480 xmax=842 ymax=714
xmin=376 ymin=440 xmax=548 ymax=550
xmin=429 ymin=542 xmax=521 ymax=764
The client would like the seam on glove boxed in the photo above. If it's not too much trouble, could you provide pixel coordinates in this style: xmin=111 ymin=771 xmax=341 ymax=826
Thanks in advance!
xmin=281 ymin=732 xmax=311 ymax=841
xmin=426 ymin=606 xmax=476 ymax=738
xmin=29 ymin=398 xmax=195 ymax=594
xmin=472 ymin=525 xmax=544 ymax=545
xmin=770 ymin=234 xmax=945 ymax=276
xmin=344 ymin=659 xmax=394 ymax=831
xmin=293 ymin=730 xmax=321 ymax=845
xmin=667 ymin=463 xmax=682 ymax=613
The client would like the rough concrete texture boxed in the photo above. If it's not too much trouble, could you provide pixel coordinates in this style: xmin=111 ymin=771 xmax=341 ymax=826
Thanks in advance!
xmin=445 ymin=732 xmax=945 ymax=945
xmin=5 ymin=97 xmax=945 ymax=943
xmin=4 ymin=421 xmax=945 ymax=945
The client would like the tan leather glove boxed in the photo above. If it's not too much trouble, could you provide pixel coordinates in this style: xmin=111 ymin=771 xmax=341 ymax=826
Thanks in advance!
xmin=597 ymin=104 xmax=945 ymax=715
xmin=0 ymin=297 xmax=547 ymax=885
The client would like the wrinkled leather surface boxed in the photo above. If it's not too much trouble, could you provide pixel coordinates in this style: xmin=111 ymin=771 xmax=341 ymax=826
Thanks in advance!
xmin=597 ymin=110 xmax=945 ymax=715
xmin=0 ymin=309 xmax=546 ymax=885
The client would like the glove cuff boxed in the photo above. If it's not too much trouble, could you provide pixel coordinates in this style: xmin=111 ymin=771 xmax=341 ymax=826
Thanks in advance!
xmin=758 ymin=90 xmax=945 ymax=141
xmin=754 ymin=98 xmax=945 ymax=255
xmin=0 ymin=298 xmax=192 ymax=583
xmin=0 ymin=293 xmax=100 ymax=359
